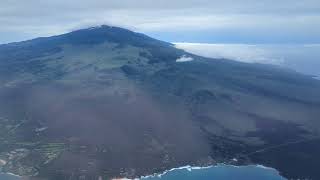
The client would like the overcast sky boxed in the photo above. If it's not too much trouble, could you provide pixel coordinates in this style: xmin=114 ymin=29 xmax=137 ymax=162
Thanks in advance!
xmin=1 ymin=0 xmax=320 ymax=44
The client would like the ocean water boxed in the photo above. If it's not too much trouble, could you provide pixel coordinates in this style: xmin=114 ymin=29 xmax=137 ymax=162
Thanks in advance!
xmin=0 ymin=165 xmax=286 ymax=180
xmin=0 ymin=173 xmax=21 ymax=180
xmin=140 ymin=165 xmax=287 ymax=180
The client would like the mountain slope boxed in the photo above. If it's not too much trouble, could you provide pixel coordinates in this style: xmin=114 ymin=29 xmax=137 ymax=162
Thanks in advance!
xmin=0 ymin=26 xmax=320 ymax=180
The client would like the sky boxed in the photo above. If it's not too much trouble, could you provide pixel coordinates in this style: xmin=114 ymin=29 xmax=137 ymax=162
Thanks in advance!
xmin=1 ymin=0 xmax=320 ymax=44
xmin=1 ymin=0 xmax=319 ymax=77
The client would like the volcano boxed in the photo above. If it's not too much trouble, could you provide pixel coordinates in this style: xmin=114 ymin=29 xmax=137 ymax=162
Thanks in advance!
xmin=0 ymin=26 xmax=320 ymax=180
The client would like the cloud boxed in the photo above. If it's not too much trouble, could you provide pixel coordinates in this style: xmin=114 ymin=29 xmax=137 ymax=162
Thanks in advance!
xmin=175 ymin=43 xmax=320 ymax=77
xmin=176 ymin=55 xmax=194 ymax=62
xmin=0 ymin=0 xmax=320 ymax=44
xmin=175 ymin=43 xmax=284 ymax=64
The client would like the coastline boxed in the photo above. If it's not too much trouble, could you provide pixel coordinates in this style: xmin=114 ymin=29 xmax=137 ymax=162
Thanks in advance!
xmin=5 ymin=173 xmax=21 ymax=177
xmin=0 ymin=163 xmax=287 ymax=180
xmin=0 ymin=172 xmax=22 ymax=179
xmin=113 ymin=164 xmax=286 ymax=180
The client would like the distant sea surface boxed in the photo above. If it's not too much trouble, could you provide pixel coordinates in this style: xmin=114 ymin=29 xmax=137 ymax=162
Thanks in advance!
xmin=140 ymin=165 xmax=286 ymax=180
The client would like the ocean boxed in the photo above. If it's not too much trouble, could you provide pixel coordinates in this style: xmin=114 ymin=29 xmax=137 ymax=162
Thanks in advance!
xmin=0 ymin=165 xmax=286 ymax=180
xmin=140 ymin=165 xmax=286 ymax=180
xmin=0 ymin=173 xmax=21 ymax=180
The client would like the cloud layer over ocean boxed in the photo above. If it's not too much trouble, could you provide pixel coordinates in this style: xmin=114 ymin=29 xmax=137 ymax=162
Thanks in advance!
xmin=175 ymin=43 xmax=320 ymax=77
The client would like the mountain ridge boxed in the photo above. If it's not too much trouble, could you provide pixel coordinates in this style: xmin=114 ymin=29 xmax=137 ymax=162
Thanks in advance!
xmin=0 ymin=25 xmax=172 ymax=46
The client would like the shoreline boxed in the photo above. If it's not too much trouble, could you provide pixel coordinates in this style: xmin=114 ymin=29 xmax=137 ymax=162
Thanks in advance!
xmin=1 ymin=162 xmax=285 ymax=180
xmin=113 ymin=163 xmax=286 ymax=180
xmin=0 ymin=172 xmax=22 ymax=179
